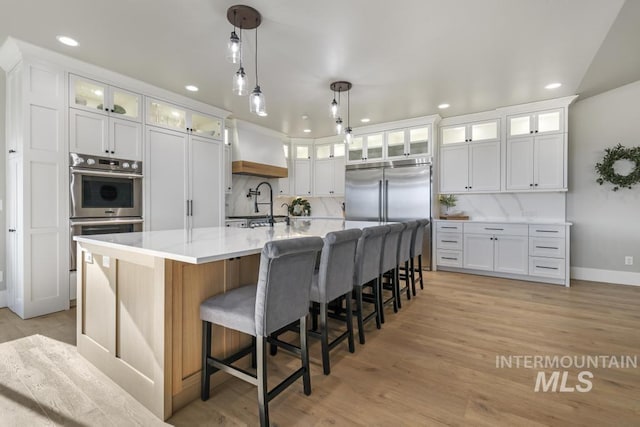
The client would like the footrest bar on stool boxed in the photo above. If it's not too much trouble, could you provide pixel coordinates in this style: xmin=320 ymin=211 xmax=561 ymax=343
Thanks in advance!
xmin=267 ymin=336 xmax=302 ymax=356
xmin=209 ymin=355 xmax=258 ymax=385
xmin=267 ymin=367 xmax=305 ymax=402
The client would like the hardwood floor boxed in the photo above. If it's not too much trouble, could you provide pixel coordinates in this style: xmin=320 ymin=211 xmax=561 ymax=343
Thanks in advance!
xmin=1 ymin=272 xmax=639 ymax=426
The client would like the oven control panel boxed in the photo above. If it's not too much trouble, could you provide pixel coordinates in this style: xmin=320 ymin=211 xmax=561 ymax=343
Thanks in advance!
xmin=70 ymin=153 xmax=142 ymax=174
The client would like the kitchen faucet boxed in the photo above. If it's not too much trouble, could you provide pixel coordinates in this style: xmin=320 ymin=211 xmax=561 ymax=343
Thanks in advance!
xmin=281 ymin=203 xmax=291 ymax=226
xmin=248 ymin=181 xmax=274 ymax=226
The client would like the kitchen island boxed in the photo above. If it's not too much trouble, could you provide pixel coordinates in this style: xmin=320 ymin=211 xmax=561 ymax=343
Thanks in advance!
xmin=74 ymin=219 xmax=383 ymax=420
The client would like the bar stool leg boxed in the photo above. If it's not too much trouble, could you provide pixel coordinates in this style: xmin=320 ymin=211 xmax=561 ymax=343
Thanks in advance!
xmin=256 ymin=336 xmax=269 ymax=426
xmin=377 ymin=276 xmax=385 ymax=325
xmin=345 ymin=292 xmax=355 ymax=353
xmin=201 ymin=321 xmax=212 ymax=401
xmin=394 ymin=267 xmax=401 ymax=311
xmin=251 ymin=336 xmax=257 ymax=369
xmin=418 ymin=255 xmax=424 ymax=289
xmin=410 ymin=258 xmax=417 ymax=296
xmin=355 ymin=287 xmax=366 ymax=345
xmin=405 ymin=261 xmax=412 ymax=300
xmin=300 ymin=316 xmax=312 ymax=395
xmin=320 ymin=302 xmax=331 ymax=375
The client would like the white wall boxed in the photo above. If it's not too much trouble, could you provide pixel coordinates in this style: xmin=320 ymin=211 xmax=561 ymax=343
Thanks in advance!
xmin=0 ymin=71 xmax=5 ymax=292
xmin=568 ymin=79 xmax=640 ymax=281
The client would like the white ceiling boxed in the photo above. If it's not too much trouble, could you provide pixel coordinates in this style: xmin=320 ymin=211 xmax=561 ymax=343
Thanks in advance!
xmin=1 ymin=0 xmax=638 ymax=138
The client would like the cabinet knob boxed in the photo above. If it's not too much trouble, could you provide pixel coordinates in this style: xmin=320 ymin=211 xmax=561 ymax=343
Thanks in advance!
xmin=534 ymin=183 xmax=538 ymax=187
xmin=105 ymin=150 xmax=109 ymax=154
xmin=465 ymin=186 xmax=468 ymax=189
xmin=529 ymin=184 xmax=533 ymax=187
xmin=530 ymin=130 xmax=534 ymax=134
xmin=8 ymin=149 xmax=16 ymax=153
xmin=535 ymin=130 xmax=538 ymax=133
xmin=468 ymin=186 xmax=472 ymax=189
xmin=8 ymin=228 xmax=16 ymax=232
xmin=110 ymin=151 xmax=115 ymax=154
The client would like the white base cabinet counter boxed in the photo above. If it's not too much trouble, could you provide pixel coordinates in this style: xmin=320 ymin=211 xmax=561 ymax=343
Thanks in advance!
xmin=435 ymin=220 xmax=571 ymax=286
xmin=73 ymin=220 xmax=387 ymax=420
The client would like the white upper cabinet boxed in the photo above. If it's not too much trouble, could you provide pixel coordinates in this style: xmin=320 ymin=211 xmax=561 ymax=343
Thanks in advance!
xmin=293 ymin=142 xmax=312 ymax=196
xmin=506 ymin=134 xmax=565 ymax=190
xmin=385 ymin=126 xmax=431 ymax=159
xmin=146 ymin=98 xmax=222 ymax=140
xmin=278 ymin=142 xmax=291 ymax=196
xmin=347 ymin=133 xmax=383 ymax=163
xmin=507 ymin=108 xmax=563 ymax=137
xmin=440 ymin=118 xmax=500 ymax=193
xmin=441 ymin=119 xmax=499 ymax=145
xmin=313 ymin=142 xmax=346 ymax=196
xmin=70 ymin=74 xmax=141 ymax=122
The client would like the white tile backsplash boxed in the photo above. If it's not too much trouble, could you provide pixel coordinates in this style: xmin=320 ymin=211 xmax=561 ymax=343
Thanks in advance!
xmin=226 ymin=175 xmax=344 ymax=218
xmin=449 ymin=192 xmax=566 ymax=222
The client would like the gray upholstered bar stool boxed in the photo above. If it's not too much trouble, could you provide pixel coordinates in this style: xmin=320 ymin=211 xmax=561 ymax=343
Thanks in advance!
xmin=353 ymin=225 xmax=388 ymax=345
xmin=396 ymin=220 xmax=419 ymax=306
xmin=200 ymin=236 xmax=324 ymax=427
xmin=379 ymin=223 xmax=405 ymax=323
xmin=309 ymin=229 xmax=362 ymax=375
xmin=410 ymin=218 xmax=430 ymax=295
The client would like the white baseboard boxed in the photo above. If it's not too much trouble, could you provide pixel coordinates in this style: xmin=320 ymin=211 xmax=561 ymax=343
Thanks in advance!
xmin=0 ymin=290 xmax=6 ymax=308
xmin=571 ymin=267 xmax=640 ymax=286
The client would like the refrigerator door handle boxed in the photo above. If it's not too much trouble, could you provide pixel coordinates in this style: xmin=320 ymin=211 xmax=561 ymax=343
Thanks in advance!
xmin=384 ymin=179 xmax=389 ymax=221
xmin=378 ymin=180 xmax=383 ymax=221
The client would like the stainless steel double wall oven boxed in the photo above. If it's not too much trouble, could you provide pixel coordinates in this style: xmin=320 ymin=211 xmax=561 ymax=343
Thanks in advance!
xmin=69 ymin=153 xmax=143 ymax=270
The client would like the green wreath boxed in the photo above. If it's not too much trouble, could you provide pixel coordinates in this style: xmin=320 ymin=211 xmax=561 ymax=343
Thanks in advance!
xmin=595 ymin=144 xmax=640 ymax=191
xmin=289 ymin=197 xmax=311 ymax=216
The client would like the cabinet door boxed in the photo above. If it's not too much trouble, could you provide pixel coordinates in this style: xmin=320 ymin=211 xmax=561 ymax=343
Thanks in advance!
xmin=314 ymin=159 xmax=333 ymax=196
xmin=348 ymin=136 xmax=364 ymax=162
xmin=463 ymin=234 xmax=494 ymax=271
xmin=294 ymin=159 xmax=312 ymax=196
xmin=70 ymin=75 xmax=108 ymax=113
xmin=365 ymin=133 xmax=384 ymax=161
xmin=506 ymin=137 xmax=534 ymax=190
xmin=146 ymin=127 xmax=188 ymax=231
xmin=333 ymin=155 xmax=346 ymax=196
xmin=147 ymin=98 xmax=187 ymax=132
xmin=469 ymin=142 xmax=500 ymax=191
xmin=278 ymin=143 xmax=290 ymax=196
xmin=534 ymin=134 xmax=565 ymax=190
xmin=440 ymin=145 xmax=469 ymax=192
xmin=224 ymin=144 xmax=232 ymax=194
xmin=190 ymin=112 xmax=222 ymax=140
xmin=190 ymin=136 xmax=222 ymax=228
xmin=494 ymin=235 xmax=528 ymax=274
xmin=535 ymin=109 xmax=563 ymax=135
xmin=110 ymin=86 xmax=141 ymax=122
xmin=386 ymin=129 xmax=406 ymax=159
xmin=470 ymin=120 xmax=499 ymax=143
xmin=6 ymin=157 xmax=20 ymax=309
xmin=69 ymin=108 xmax=109 ymax=156
xmin=407 ymin=126 xmax=430 ymax=156
xmin=441 ymin=125 xmax=467 ymax=145
xmin=507 ymin=114 xmax=533 ymax=137
xmin=109 ymin=116 xmax=142 ymax=160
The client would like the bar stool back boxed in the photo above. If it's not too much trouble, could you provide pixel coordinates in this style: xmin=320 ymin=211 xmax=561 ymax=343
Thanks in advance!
xmin=379 ymin=223 xmax=405 ymax=322
xmin=410 ymin=219 xmax=430 ymax=293
xmin=200 ymin=236 xmax=324 ymax=427
xmin=353 ymin=225 xmax=389 ymax=344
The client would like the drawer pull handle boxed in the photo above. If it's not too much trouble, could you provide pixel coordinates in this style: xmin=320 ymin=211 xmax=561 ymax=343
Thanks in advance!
xmin=536 ymin=265 xmax=559 ymax=270
xmin=442 ymin=257 xmax=458 ymax=260
xmin=535 ymin=230 xmax=559 ymax=233
xmin=484 ymin=227 xmax=504 ymax=231
xmin=536 ymin=246 xmax=559 ymax=250
xmin=441 ymin=226 xmax=458 ymax=229
xmin=442 ymin=240 xmax=458 ymax=243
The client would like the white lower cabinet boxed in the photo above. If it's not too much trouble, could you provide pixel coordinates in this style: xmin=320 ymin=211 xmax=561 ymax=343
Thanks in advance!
xmin=436 ymin=221 xmax=570 ymax=286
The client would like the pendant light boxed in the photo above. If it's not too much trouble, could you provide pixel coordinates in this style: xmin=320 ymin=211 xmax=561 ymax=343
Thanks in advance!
xmin=329 ymin=81 xmax=352 ymax=139
xmin=226 ymin=10 xmax=241 ymax=64
xmin=233 ymin=27 xmax=248 ymax=95
xmin=249 ymin=20 xmax=266 ymax=115
xmin=330 ymin=89 xmax=338 ymax=118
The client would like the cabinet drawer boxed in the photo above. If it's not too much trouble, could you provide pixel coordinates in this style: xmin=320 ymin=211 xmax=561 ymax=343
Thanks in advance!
xmin=529 ymin=237 xmax=565 ymax=258
xmin=529 ymin=257 xmax=565 ymax=279
xmin=437 ymin=250 xmax=463 ymax=267
xmin=436 ymin=222 xmax=463 ymax=233
xmin=464 ymin=222 xmax=528 ymax=236
xmin=436 ymin=232 xmax=463 ymax=250
xmin=529 ymin=224 xmax=566 ymax=238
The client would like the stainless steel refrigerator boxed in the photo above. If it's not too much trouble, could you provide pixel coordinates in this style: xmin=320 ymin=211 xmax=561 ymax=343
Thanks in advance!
xmin=344 ymin=158 xmax=432 ymax=269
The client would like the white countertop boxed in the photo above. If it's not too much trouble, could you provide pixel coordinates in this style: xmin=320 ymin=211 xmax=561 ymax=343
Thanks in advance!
xmin=74 ymin=219 xmax=387 ymax=264
xmin=433 ymin=218 xmax=572 ymax=226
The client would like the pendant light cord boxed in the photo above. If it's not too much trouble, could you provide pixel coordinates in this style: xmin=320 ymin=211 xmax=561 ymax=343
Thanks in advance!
xmin=255 ymin=21 xmax=259 ymax=86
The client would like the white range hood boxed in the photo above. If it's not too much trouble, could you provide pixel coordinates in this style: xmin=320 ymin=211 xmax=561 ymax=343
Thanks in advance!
xmin=231 ymin=119 xmax=288 ymax=178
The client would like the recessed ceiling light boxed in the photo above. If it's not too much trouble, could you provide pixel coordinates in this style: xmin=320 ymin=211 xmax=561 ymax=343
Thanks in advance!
xmin=545 ymin=82 xmax=562 ymax=89
xmin=301 ymin=114 xmax=309 ymax=120
xmin=438 ymin=103 xmax=450 ymax=109
xmin=185 ymin=85 xmax=199 ymax=92
xmin=360 ymin=118 xmax=371 ymax=123
xmin=56 ymin=35 xmax=78 ymax=47
xmin=303 ymin=129 xmax=312 ymax=133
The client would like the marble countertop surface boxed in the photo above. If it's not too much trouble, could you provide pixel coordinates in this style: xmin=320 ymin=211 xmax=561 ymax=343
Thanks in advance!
xmin=74 ymin=219 xmax=386 ymax=264
xmin=433 ymin=218 xmax=572 ymax=225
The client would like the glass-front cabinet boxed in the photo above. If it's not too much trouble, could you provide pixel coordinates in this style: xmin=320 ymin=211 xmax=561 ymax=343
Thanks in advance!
xmin=349 ymin=133 xmax=384 ymax=162
xmin=441 ymin=120 xmax=499 ymax=145
xmin=507 ymin=109 xmax=563 ymax=137
xmin=386 ymin=126 xmax=431 ymax=159
xmin=146 ymin=98 xmax=222 ymax=140
xmin=70 ymin=74 xmax=141 ymax=122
